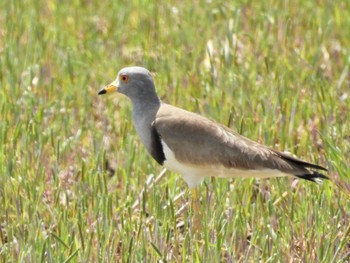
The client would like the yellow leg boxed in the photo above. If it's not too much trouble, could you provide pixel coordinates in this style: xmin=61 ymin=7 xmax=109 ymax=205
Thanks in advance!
xmin=190 ymin=188 xmax=202 ymax=232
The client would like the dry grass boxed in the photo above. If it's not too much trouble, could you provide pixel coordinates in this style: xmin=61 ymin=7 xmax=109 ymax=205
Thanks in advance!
xmin=1 ymin=0 xmax=350 ymax=262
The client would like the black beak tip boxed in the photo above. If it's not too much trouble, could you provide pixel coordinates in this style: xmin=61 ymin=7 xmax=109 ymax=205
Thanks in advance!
xmin=98 ymin=89 xmax=106 ymax=95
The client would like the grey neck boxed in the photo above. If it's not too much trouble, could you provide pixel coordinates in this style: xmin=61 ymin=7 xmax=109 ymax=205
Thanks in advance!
xmin=131 ymin=96 xmax=161 ymax=154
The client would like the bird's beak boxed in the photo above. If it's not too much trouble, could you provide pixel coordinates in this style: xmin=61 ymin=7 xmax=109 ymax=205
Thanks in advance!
xmin=98 ymin=80 xmax=119 ymax=95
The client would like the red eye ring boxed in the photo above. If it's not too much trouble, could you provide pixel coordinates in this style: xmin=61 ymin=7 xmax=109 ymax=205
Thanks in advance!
xmin=120 ymin=74 xmax=129 ymax=83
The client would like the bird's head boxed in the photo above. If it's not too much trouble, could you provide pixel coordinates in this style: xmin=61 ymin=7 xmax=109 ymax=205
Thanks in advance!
xmin=98 ymin=66 xmax=156 ymax=101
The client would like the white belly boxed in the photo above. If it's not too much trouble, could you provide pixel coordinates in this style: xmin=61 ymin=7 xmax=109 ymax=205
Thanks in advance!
xmin=161 ymin=141 xmax=288 ymax=188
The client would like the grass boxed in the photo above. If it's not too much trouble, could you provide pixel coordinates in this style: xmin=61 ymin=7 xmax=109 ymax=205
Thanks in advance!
xmin=1 ymin=0 xmax=350 ymax=261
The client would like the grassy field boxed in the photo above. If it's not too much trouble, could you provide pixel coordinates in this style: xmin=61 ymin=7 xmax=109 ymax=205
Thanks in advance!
xmin=1 ymin=0 xmax=350 ymax=262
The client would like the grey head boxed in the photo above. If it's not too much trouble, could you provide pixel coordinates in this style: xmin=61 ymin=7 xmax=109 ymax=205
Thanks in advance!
xmin=98 ymin=66 xmax=159 ymax=104
xmin=98 ymin=67 xmax=163 ymax=163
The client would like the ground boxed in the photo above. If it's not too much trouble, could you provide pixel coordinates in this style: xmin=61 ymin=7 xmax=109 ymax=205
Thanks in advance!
xmin=0 ymin=0 xmax=350 ymax=262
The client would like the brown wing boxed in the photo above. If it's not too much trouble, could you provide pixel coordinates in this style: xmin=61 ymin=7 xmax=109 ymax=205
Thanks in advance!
xmin=155 ymin=104 xmax=327 ymax=177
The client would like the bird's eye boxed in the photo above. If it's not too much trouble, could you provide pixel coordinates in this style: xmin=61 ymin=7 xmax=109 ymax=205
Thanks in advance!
xmin=120 ymin=74 xmax=129 ymax=83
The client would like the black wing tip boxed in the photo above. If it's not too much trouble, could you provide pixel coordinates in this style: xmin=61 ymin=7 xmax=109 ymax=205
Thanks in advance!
xmin=295 ymin=171 xmax=329 ymax=184
xmin=313 ymin=164 xmax=328 ymax=172
xmin=275 ymin=150 xmax=328 ymax=172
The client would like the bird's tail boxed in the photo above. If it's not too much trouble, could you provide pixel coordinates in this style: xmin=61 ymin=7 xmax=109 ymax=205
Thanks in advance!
xmin=295 ymin=171 xmax=329 ymax=184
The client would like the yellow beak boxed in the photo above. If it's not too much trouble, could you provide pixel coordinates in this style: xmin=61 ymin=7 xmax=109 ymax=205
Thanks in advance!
xmin=98 ymin=80 xmax=119 ymax=95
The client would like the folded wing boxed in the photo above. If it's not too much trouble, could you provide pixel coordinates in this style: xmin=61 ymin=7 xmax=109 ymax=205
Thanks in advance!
xmin=154 ymin=104 xmax=327 ymax=182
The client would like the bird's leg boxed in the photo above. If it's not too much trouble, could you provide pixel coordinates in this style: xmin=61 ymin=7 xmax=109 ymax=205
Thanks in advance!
xmin=190 ymin=187 xmax=202 ymax=232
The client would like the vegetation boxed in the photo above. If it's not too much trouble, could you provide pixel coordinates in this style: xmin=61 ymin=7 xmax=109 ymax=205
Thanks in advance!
xmin=1 ymin=0 xmax=349 ymax=261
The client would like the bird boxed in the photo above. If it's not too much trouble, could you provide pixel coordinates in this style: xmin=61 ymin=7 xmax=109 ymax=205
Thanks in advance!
xmin=98 ymin=66 xmax=328 ymax=188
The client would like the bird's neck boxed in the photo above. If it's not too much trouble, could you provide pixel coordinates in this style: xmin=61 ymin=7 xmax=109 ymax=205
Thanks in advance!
xmin=131 ymin=97 xmax=161 ymax=153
